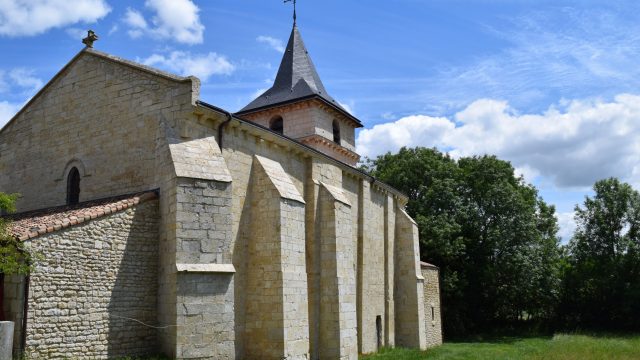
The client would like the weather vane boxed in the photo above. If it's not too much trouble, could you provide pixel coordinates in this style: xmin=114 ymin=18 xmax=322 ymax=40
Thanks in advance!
xmin=284 ymin=0 xmax=297 ymax=25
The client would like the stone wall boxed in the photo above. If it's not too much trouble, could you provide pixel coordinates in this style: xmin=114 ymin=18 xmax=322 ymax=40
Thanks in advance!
xmin=0 ymin=49 xmax=196 ymax=212
xmin=240 ymin=100 xmax=356 ymax=153
xmin=18 ymin=199 xmax=159 ymax=359
xmin=394 ymin=208 xmax=427 ymax=350
xmin=358 ymin=181 xmax=387 ymax=354
xmin=421 ymin=265 xmax=443 ymax=348
xmin=244 ymin=155 xmax=309 ymax=359
xmin=188 ymin=106 xmax=426 ymax=358
xmin=318 ymin=183 xmax=357 ymax=359
xmin=240 ymin=101 xmax=359 ymax=166
xmin=2 ymin=274 xmax=25 ymax=355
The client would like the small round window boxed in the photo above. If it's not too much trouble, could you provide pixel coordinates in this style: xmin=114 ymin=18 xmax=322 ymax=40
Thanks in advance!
xmin=270 ymin=116 xmax=284 ymax=134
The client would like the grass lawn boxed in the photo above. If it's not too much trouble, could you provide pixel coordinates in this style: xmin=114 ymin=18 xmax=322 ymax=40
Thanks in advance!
xmin=360 ymin=334 xmax=640 ymax=360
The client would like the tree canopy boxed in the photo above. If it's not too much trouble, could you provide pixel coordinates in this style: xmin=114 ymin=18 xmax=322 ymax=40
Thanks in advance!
xmin=560 ymin=178 xmax=640 ymax=330
xmin=0 ymin=192 xmax=31 ymax=277
xmin=364 ymin=147 xmax=562 ymax=336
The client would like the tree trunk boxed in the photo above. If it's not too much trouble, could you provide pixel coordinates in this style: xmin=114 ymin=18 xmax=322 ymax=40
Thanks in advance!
xmin=0 ymin=273 xmax=5 ymax=321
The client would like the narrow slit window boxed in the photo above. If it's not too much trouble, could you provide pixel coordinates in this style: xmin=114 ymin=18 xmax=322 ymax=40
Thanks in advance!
xmin=332 ymin=120 xmax=341 ymax=144
xmin=270 ymin=116 xmax=284 ymax=134
xmin=67 ymin=167 xmax=80 ymax=205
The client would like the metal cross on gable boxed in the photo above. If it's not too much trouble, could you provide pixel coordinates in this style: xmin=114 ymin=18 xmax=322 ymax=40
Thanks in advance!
xmin=284 ymin=0 xmax=297 ymax=25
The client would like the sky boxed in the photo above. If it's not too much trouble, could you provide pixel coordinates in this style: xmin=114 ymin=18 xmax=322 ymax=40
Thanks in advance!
xmin=1 ymin=0 xmax=640 ymax=242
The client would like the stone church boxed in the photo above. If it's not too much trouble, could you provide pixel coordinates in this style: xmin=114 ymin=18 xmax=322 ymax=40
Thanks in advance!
xmin=0 ymin=19 xmax=442 ymax=359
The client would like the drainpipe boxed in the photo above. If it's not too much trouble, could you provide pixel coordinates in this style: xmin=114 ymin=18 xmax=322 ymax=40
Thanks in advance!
xmin=20 ymin=275 xmax=30 ymax=354
xmin=217 ymin=111 xmax=233 ymax=151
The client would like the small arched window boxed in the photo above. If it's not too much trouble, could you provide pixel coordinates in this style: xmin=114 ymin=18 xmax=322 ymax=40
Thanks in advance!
xmin=332 ymin=120 xmax=341 ymax=144
xmin=270 ymin=116 xmax=284 ymax=135
xmin=67 ymin=167 xmax=81 ymax=205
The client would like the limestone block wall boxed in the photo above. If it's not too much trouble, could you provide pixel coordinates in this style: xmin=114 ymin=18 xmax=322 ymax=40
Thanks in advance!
xmin=421 ymin=265 xmax=443 ymax=348
xmin=239 ymin=100 xmax=356 ymax=153
xmin=154 ymin=120 xmax=236 ymax=359
xmin=358 ymin=181 xmax=387 ymax=354
xmin=383 ymin=195 xmax=396 ymax=347
xmin=192 ymin=106 xmax=426 ymax=357
xmin=241 ymin=102 xmax=318 ymax=140
xmin=394 ymin=208 xmax=427 ymax=350
xmin=17 ymin=200 xmax=159 ymax=359
xmin=318 ymin=183 xmax=357 ymax=359
xmin=244 ymin=156 xmax=309 ymax=360
xmin=0 ymin=49 xmax=196 ymax=212
xmin=174 ymin=179 xmax=235 ymax=359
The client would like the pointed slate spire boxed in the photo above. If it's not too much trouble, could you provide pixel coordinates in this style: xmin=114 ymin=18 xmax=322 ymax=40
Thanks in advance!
xmin=238 ymin=24 xmax=360 ymax=126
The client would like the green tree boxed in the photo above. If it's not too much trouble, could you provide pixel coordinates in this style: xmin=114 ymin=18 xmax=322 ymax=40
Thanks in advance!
xmin=561 ymin=178 xmax=640 ymax=330
xmin=364 ymin=147 xmax=562 ymax=336
xmin=0 ymin=192 xmax=32 ymax=321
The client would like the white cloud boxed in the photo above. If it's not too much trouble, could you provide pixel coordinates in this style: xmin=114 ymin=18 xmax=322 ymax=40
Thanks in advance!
xmin=0 ymin=68 xmax=43 ymax=95
xmin=124 ymin=8 xmax=147 ymax=29
xmin=557 ymin=212 xmax=577 ymax=244
xmin=257 ymin=36 xmax=285 ymax=53
xmin=65 ymin=27 xmax=87 ymax=40
xmin=356 ymin=94 xmax=640 ymax=190
xmin=141 ymin=51 xmax=235 ymax=81
xmin=124 ymin=0 xmax=204 ymax=44
xmin=0 ymin=0 xmax=111 ymax=37
xmin=0 ymin=101 xmax=22 ymax=129
xmin=8 ymin=68 xmax=43 ymax=93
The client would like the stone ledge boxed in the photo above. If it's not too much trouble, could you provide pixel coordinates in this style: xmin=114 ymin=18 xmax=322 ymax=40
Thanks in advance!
xmin=176 ymin=263 xmax=236 ymax=273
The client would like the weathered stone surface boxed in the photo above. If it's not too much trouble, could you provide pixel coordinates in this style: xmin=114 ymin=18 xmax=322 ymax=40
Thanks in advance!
xmin=20 ymin=200 xmax=159 ymax=359
xmin=0 ymin=321 xmax=14 ymax=360
xmin=421 ymin=264 xmax=443 ymax=348
xmin=244 ymin=155 xmax=309 ymax=360
xmin=394 ymin=208 xmax=427 ymax=350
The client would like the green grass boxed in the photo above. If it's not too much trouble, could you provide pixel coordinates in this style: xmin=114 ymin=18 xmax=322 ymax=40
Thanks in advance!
xmin=361 ymin=334 xmax=640 ymax=360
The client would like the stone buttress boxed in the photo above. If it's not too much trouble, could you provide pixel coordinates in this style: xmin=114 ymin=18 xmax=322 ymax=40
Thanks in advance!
xmin=394 ymin=208 xmax=427 ymax=349
xmin=244 ymin=155 xmax=310 ymax=359
xmin=156 ymin=123 xmax=236 ymax=359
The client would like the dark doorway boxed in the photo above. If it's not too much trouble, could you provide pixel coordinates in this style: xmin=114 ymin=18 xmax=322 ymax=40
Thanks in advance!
xmin=376 ymin=315 xmax=382 ymax=350
xmin=67 ymin=167 xmax=80 ymax=205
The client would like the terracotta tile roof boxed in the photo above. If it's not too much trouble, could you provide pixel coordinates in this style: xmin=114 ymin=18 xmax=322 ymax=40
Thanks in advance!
xmin=5 ymin=190 xmax=158 ymax=241
xmin=420 ymin=261 xmax=439 ymax=269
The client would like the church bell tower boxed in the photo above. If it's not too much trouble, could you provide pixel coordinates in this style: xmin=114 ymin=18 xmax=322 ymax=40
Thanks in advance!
xmin=235 ymin=22 xmax=363 ymax=166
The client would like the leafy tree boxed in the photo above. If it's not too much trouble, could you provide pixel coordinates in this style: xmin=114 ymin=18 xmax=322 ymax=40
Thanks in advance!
xmin=0 ymin=192 xmax=32 ymax=321
xmin=561 ymin=178 xmax=640 ymax=330
xmin=364 ymin=147 xmax=562 ymax=336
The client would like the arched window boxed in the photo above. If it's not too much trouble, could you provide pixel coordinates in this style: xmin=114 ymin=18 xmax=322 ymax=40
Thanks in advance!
xmin=270 ymin=116 xmax=284 ymax=135
xmin=332 ymin=120 xmax=341 ymax=144
xmin=67 ymin=167 xmax=80 ymax=205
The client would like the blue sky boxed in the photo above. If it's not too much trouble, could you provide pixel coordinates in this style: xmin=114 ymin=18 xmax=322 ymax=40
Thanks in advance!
xmin=1 ymin=0 xmax=640 ymax=241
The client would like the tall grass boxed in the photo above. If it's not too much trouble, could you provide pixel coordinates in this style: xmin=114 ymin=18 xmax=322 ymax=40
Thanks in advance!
xmin=361 ymin=334 xmax=640 ymax=360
